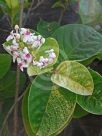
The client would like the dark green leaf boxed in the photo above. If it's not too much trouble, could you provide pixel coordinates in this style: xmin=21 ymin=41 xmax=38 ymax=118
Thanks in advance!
xmin=0 ymin=54 xmax=11 ymax=79
xmin=22 ymin=86 xmax=34 ymax=136
xmin=52 ymin=24 xmax=102 ymax=64
xmin=28 ymin=74 xmax=76 ymax=136
xmin=77 ymin=69 xmax=102 ymax=115
xmin=0 ymin=70 xmax=26 ymax=100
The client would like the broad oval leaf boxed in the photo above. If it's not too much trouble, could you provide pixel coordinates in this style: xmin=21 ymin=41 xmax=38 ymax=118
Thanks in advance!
xmin=51 ymin=61 xmax=94 ymax=95
xmin=0 ymin=70 xmax=26 ymax=100
xmin=52 ymin=24 xmax=102 ymax=64
xmin=79 ymin=0 xmax=102 ymax=24
xmin=22 ymin=86 xmax=34 ymax=136
xmin=77 ymin=69 xmax=102 ymax=115
xmin=28 ymin=74 xmax=76 ymax=136
xmin=27 ymin=38 xmax=59 ymax=76
xmin=0 ymin=54 xmax=11 ymax=79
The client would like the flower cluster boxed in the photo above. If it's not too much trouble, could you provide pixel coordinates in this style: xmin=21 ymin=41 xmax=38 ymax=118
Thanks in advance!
xmin=3 ymin=25 xmax=56 ymax=71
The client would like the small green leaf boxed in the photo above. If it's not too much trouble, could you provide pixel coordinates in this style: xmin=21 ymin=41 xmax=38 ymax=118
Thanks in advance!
xmin=73 ymin=104 xmax=88 ymax=118
xmin=22 ymin=86 xmax=34 ymax=136
xmin=52 ymin=24 xmax=102 ymax=64
xmin=28 ymin=74 xmax=76 ymax=136
xmin=27 ymin=38 xmax=59 ymax=76
xmin=77 ymin=69 xmax=102 ymax=115
xmin=37 ymin=19 xmax=60 ymax=38
xmin=0 ymin=54 xmax=11 ymax=79
xmin=51 ymin=61 xmax=94 ymax=95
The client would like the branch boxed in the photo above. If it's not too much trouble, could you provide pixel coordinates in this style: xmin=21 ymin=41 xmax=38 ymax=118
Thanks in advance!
xmin=13 ymin=0 xmax=24 ymax=136
xmin=0 ymin=92 xmax=25 ymax=136
xmin=58 ymin=9 xmax=65 ymax=24
xmin=31 ymin=0 xmax=45 ymax=11
xmin=24 ymin=0 xmax=35 ymax=26
xmin=24 ymin=0 xmax=45 ymax=26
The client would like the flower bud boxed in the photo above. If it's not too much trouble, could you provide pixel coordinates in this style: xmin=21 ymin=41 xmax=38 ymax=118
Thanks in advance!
xmin=15 ymin=25 xmax=19 ymax=30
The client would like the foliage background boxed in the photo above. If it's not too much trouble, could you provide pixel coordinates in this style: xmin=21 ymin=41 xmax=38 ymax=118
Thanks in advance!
xmin=0 ymin=0 xmax=102 ymax=136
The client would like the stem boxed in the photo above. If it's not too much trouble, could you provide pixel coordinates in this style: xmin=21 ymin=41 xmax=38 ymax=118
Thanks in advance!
xmin=13 ymin=66 xmax=20 ymax=136
xmin=58 ymin=9 xmax=65 ymax=24
xmin=0 ymin=92 xmax=25 ymax=136
xmin=13 ymin=0 xmax=24 ymax=136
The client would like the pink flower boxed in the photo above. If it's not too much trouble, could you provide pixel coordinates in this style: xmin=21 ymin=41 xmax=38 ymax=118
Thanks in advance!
xmin=17 ymin=58 xmax=28 ymax=71
xmin=23 ymin=53 xmax=32 ymax=63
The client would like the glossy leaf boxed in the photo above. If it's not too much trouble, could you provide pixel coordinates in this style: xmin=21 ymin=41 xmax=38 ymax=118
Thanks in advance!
xmin=37 ymin=19 xmax=60 ymax=38
xmin=27 ymin=38 xmax=59 ymax=76
xmin=28 ymin=74 xmax=76 ymax=136
xmin=51 ymin=61 xmax=94 ymax=95
xmin=52 ymin=24 xmax=102 ymax=64
xmin=22 ymin=86 xmax=34 ymax=136
xmin=73 ymin=104 xmax=88 ymax=118
xmin=0 ymin=70 xmax=26 ymax=100
xmin=77 ymin=69 xmax=102 ymax=115
xmin=0 ymin=54 xmax=11 ymax=79
xmin=79 ymin=0 xmax=102 ymax=24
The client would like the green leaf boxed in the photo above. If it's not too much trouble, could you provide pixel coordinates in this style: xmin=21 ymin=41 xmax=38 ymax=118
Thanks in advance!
xmin=73 ymin=104 xmax=88 ymax=118
xmin=28 ymin=74 xmax=76 ymax=136
xmin=0 ymin=54 xmax=11 ymax=79
xmin=22 ymin=86 xmax=34 ymax=136
xmin=77 ymin=69 xmax=102 ymax=115
xmin=0 ymin=99 xmax=13 ymax=136
xmin=27 ymin=38 xmax=59 ymax=76
xmin=0 ymin=70 xmax=26 ymax=100
xmin=52 ymin=24 xmax=102 ymax=64
xmin=51 ymin=61 xmax=94 ymax=95
xmin=5 ymin=0 xmax=19 ymax=9
xmin=79 ymin=0 xmax=102 ymax=24
xmin=52 ymin=1 xmax=65 ymax=9
xmin=37 ymin=19 xmax=60 ymax=38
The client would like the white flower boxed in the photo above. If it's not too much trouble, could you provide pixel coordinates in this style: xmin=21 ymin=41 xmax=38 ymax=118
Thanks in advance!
xmin=10 ymin=45 xmax=18 ymax=51
xmin=39 ymin=56 xmax=48 ymax=65
xmin=12 ymin=39 xmax=19 ymax=46
xmin=33 ymin=60 xmax=44 ymax=69
xmin=41 ymin=38 xmax=45 ymax=44
xmin=15 ymin=25 xmax=19 ymax=30
xmin=48 ymin=58 xmax=53 ymax=63
xmin=23 ymin=47 xmax=29 ymax=54
xmin=32 ymin=40 xmax=41 ymax=48
xmin=3 ymin=25 xmax=56 ymax=72
xmin=20 ymin=28 xmax=28 ymax=35
xmin=17 ymin=58 xmax=28 ymax=71
xmin=6 ymin=35 xmax=14 ymax=41
xmin=36 ymin=62 xmax=44 ymax=69
xmin=23 ymin=53 xmax=32 ymax=63
xmin=15 ymin=34 xmax=20 ymax=40
xmin=49 ymin=52 xmax=56 ymax=59
xmin=22 ymin=47 xmax=32 ymax=63
xmin=45 ymin=49 xmax=54 ymax=54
